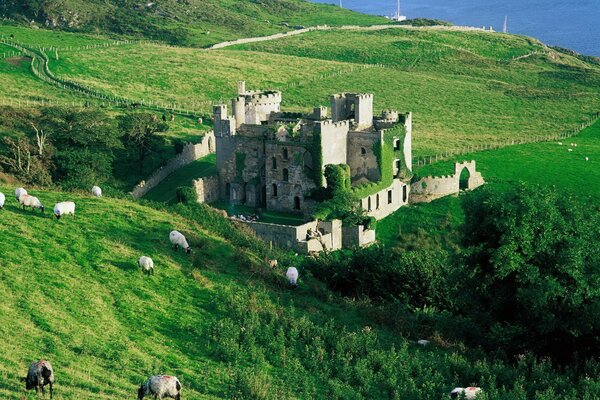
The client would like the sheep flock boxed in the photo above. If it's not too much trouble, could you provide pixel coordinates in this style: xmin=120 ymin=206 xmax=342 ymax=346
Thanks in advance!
xmin=0 ymin=184 xmax=482 ymax=399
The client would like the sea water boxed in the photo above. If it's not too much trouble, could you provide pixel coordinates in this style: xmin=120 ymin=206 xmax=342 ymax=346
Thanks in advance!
xmin=310 ymin=0 xmax=600 ymax=56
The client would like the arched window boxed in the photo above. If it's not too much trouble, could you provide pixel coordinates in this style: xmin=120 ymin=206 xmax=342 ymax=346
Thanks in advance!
xmin=283 ymin=168 xmax=289 ymax=182
xmin=367 ymin=196 xmax=372 ymax=211
xmin=402 ymin=185 xmax=408 ymax=202
xmin=393 ymin=139 xmax=400 ymax=151
xmin=361 ymin=147 xmax=367 ymax=156
xmin=272 ymin=157 xmax=277 ymax=169
xmin=272 ymin=184 xmax=278 ymax=197
xmin=388 ymin=190 xmax=393 ymax=204
xmin=459 ymin=167 xmax=470 ymax=190
xmin=294 ymin=196 xmax=301 ymax=210
xmin=283 ymin=148 xmax=289 ymax=160
xmin=376 ymin=194 xmax=380 ymax=210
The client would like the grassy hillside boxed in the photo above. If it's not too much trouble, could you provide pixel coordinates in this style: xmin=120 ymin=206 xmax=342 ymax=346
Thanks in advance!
xmin=378 ymin=120 xmax=600 ymax=249
xmin=1 ymin=182 xmax=598 ymax=399
xmin=39 ymin=27 xmax=600 ymax=156
xmin=0 ymin=0 xmax=385 ymax=47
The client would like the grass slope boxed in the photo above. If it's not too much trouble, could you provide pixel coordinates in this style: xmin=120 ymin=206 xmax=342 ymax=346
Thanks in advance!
xmin=1 ymin=185 xmax=598 ymax=399
xmin=39 ymin=27 xmax=600 ymax=156
xmin=379 ymin=120 xmax=600 ymax=248
xmin=143 ymin=154 xmax=217 ymax=203
xmin=1 ymin=0 xmax=385 ymax=47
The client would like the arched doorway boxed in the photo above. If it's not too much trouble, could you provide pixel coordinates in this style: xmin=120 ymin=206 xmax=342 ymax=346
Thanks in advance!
xmin=459 ymin=167 xmax=470 ymax=190
xmin=293 ymin=196 xmax=301 ymax=210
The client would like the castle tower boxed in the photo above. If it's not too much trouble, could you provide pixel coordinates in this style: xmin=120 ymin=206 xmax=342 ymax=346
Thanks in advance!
xmin=232 ymin=96 xmax=245 ymax=129
xmin=353 ymin=93 xmax=373 ymax=130
xmin=237 ymin=80 xmax=246 ymax=95
xmin=330 ymin=94 xmax=349 ymax=122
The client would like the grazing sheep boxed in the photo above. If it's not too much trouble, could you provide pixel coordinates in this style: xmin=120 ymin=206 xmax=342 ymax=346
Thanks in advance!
xmin=286 ymin=267 xmax=299 ymax=287
xmin=170 ymin=230 xmax=191 ymax=254
xmin=450 ymin=387 xmax=482 ymax=399
xmin=0 ymin=192 xmax=4 ymax=209
xmin=15 ymin=187 xmax=27 ymax=202
xmin=91 ymin=186 xmax=102 ymax=197
xmin=138 ymin=375 xmax=181 ymax=400
xmin=557 ymin=142 xmax=562 ymax=145
xmin=138 ymin=256 xmax=154 ymax=276
xmin=417 ymin=339 xmax=430 ymax=346
xmin=269 ymin=259 xmax=278 ymax=269
xmin=22 ymin=360 xmax=55 ymax=399
xmin=20 ymin=194 xmax=45 ymax=213
xmin=53 ymin=202 xmax=75 ymax=220
xmin=568 ymin=148 xmax=573 ymax=152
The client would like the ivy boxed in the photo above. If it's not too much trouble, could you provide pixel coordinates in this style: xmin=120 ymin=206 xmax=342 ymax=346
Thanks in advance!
xmin=352 ymin=124 xmax=410 ymax=198
xmin=235 ymin=152 xmax=246 ymax=181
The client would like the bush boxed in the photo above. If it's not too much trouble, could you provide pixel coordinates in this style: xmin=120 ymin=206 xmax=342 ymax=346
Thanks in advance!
xmin=458 ymin=184 xmax=600 ymax=364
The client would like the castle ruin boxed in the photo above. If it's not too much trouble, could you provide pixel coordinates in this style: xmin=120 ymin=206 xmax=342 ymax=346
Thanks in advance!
xmin=212 ymin=81 xmax=412 ymax=219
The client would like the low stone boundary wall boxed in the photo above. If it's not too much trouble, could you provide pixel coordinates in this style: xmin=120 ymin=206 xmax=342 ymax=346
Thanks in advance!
xmin=131 ymin=131 xmax=215 ymax=198
xmin=410 ymin=160 xmax=484 ymax=203
xmin=192 ymin=175 xmax=219 ymax=203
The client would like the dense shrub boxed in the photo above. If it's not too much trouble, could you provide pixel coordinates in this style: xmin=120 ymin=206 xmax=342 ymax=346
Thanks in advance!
xmin=306 ymin=245 xmax=453 ymax=308
xmin=458 ymin=184 xmax=600 ymax=364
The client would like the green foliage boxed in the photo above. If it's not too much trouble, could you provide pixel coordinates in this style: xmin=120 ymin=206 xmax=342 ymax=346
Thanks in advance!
xmin=313 ymin=164 xmax=367 ymax=226
xmin=175 ymin=186 xmax=197 ymax=204
xmin=353 ymin=124 xmax=407 ymax=198
xmin=459 ymin=183 xmax=600 ymax=364
xmin=118 ymin=112 xmax=168 ymax=172
xmin=307 ymin=246 xmax=452 ymax=308
xmin=0 ymin=106 xmax=121 ymax=188
xmin=396 ymin=18 xmax=453 ymax=27
xmin=235 ymin=151 xmax=246 ymax=181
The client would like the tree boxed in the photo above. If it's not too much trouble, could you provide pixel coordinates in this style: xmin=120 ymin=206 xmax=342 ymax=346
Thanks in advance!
xmin=118 ymin=113 xmax=168 ymax=172
xmin=459 ymin=184 xmax=600 ymax=364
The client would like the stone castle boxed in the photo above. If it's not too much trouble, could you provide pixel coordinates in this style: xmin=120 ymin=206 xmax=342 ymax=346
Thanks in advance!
xmin=212 ymin=81 xmax=413 ymax=219
xmin=194 ymin=81 xmax=484 ymax=252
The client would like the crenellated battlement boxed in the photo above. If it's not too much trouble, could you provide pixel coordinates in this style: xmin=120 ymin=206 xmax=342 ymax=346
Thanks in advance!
xmin=320 ymin=119 xmax=350 ymax=128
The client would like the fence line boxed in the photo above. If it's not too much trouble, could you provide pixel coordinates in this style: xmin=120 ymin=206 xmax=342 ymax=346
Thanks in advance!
xmin=0 ymin=38 xmax=206 ymax=118
xmin=412 ymin=111 xmax=600 ymax=168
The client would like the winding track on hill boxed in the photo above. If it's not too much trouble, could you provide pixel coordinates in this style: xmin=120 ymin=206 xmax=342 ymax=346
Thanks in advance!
xmin=2 ymin=24 xmax=597 ymax=167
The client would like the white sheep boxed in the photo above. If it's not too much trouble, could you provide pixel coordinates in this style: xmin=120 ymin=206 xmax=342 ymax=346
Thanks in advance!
xmin=568 ymin=148 xmax=573 ymax=152
xmin=450 ymin=387 xmax=482 ymax=399
xmin=170 ymin=230 xmax=191 ymax=254
xmin=0 ymin=192 xmax=5 ymax=209
xmin=22 ymin=360 xmax=55 ymax=399
xmin=585 ymin=157 xmax=589 ymax=161
xmin=137 ymin=375 xmax=181 ymax=400
xmin=138 ymin=256 xmax=154 ymax=276
xmin=20 ymin=194 xmax=45 ymax=213
xmin=557 ymin=142 xmax=563 ymax=145
xmin=269 ymin=259 xmax=278 ymax=269
xmin=286 ymin=267 xmax=299 ymax=286
xmin=53 ymin=202 xmax=75 ymax=219
xmin=91 ymin=186 xmax=102 ymax=197
xmin=417 ymin=339 xmax=430 ymax=346
xmin=15 ymin=187 xmax=27 ymax=202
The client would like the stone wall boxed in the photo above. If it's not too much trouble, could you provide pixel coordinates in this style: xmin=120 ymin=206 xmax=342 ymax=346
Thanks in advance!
xmin=318 ymin=120 xmax=349 ymax=168
xmin=131 ymin=131 xmax=216 ymax=198
xmin=242 ymin=219 xmax=343 ymax=253
xmin=347 ymin=131 xmax=380 ymax=182
xmin=192 ymin=176 xmax=219 ymax=203
xmin=342 ymin=225 xmax=376 ymax=248
xmin=410 ymin=160 xmax=485 ymax=203
xmin=360 ymin=178 xmax=410 ymax=220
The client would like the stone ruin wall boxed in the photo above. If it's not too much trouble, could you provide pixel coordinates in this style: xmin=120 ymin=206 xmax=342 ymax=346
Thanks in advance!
xmin=265 ymin=142 xmax=316 ymax=214
xmin=192 ymin=176 xmax=219 ymax=204
xmin=410 ymin=160 xmax=485 ymax=203
xmin=347 ymin=131 xmax=381 ymax=182
xmin=360 ymin=179 xmax=410 ymax=220
xmin=242 ymin=218 xmax=375 ymax=254
xmin=131 ymin=131 xmax=215 ymax=198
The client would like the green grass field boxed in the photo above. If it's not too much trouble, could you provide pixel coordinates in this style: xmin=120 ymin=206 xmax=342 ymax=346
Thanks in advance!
xmin=38 ymin=27 xmax=599 ymax=156
xmin=143 ymin=154 xmax=217 ymax=203
xmin=3 ymin=183 xmax=580 ymax=399
xmin=378 ymin=120 xmax=600 ymax=248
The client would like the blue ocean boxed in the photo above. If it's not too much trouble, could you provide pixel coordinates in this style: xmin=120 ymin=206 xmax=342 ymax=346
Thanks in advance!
xmin=310 ymin=0 xmax=600 ymax=56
